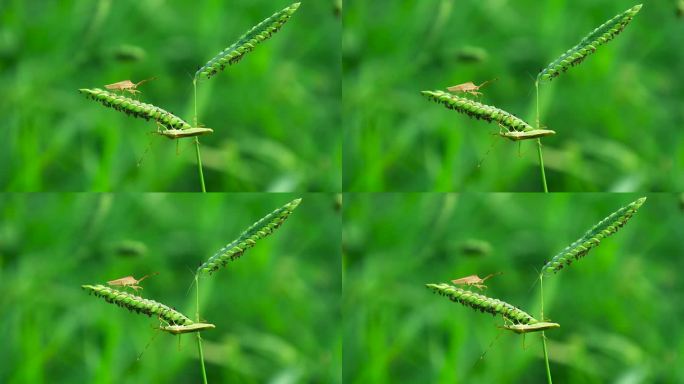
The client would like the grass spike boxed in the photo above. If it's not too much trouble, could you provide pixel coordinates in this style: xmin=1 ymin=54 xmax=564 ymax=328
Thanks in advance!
xmin=426 ymin=283 xmax=538 ymax=325
xmin=197 ymin=198 xmax=302 ymax=274
xmin=421 ymin=90 xmax=535 ymax=133
xmin=541 ymin=197 xmax=646 ymax=275
xmin=195 ymin=2 xmax=301 ymax=80
xmin=79 ymin=88 xmax=193 ymax=131
xmin=82 ymin=284 xmax=193 ymax=325
xmin=538 ymin=4 xmax=642 ymax=82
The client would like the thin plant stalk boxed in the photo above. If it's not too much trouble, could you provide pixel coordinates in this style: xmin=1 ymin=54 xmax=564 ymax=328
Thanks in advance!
xmin=535 ymin=81 xmax=549 ymax=193
xmin=194 ymin=137 xmax=206 ymax=193
xmin=540 ymin=275 xmax=552 ymax=384
xmin=536 ymin=139 xmax=548 ymax=193
xmin=195 ymin=274 xmax=208 ymax=384
xmin=192 ymin=80 xmax=206 ymax=193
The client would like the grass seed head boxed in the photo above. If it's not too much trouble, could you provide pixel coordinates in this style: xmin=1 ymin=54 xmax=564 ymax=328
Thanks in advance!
xmin=197 ymin=198 xmax=302 ymax=275
xmin=195 ymin=2 xmax=301 ymax=80
xmin=541 ymin=197 xmax=647 ymax=275
xmin=82 ymin=284 xmax=193 ymax=325
xmin=426 ymin=283 xmax=538 ymax=325
xmin=538 ymin=4 xmax=642 ymax=82
xmin=421 ymin=90 xmax=534 ymax=133
xmin=79 ymin=88 xmax=192 ymax=131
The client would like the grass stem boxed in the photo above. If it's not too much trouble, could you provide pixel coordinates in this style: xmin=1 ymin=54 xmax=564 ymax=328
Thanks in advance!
xmin=540 ymin=275 xmax=553 ymax=384
xmin=194 ymin=137 xmax=206 ymax=193
xmin=536 ymin=139 xmax=548 ymax=193
xmin=195 ymin=274 xmax=208 ymax=384
xmin=534 ymin=81 xmax=549 ymax=193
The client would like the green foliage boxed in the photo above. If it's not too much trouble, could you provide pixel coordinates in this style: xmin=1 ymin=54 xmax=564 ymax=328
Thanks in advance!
xmin=79 ymin=88 xmax=193 ymax=130
xmin=538 ymin=4 xmax=642 ymax=82
xmin=421 ymin=90 xmax=534 ymax=133
xmin=198 ymin=198 xmax=302 ymax=274
xmin=344 ymin=1 xmax=681 ymax=191
xmin=426 ymin=283 xmax=538 ymax=324
xmin=82 ymin=284 xmax=194 ymax=325
xmin=0 ymin=1 xmax=339 ymax=191
xmin=343 ymin=194 xmax=681 ymax=382
xmin=196 ymin=2 xmax=301 ymax=79
xmin=541 ymin=197 xmax=646 ymax=275
xmin=0 ymin=194 xmax=340 ymax=383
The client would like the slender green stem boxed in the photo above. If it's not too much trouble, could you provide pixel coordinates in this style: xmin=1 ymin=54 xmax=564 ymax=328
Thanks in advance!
xmin=540 ymin=275 xmax=552 ymax=384
xmin=536 ymin=139 xmax=548 ymax=193
xmin=193 ymin=79 xmax=198 ymax=127
xmin=195 ymin=274 xmax=208 ymax=384
xmin=194 ymin=137 xmax=207 ymax=193
xmin=535 ymin=80 xmax=540 ymax=129
xmin=192 ymin=78 xmax=207 ymax=193
xmin=534 ymin=81 xmax=549 ymax=193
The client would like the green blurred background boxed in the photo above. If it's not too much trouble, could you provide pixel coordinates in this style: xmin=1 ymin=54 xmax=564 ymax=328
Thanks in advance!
xmin=0 ymin=193 xmax=341 ymax=383
xmin=0 ymin=0 xmax=341 ymax=192
xmin=343 ymin=0 xmax=684 ymax=191
xmin=343 ymin=193 xmax=683 ymax=382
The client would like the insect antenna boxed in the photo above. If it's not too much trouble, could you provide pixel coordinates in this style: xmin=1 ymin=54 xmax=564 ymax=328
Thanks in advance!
xmin=478 ymin=77 xmax=498 ymax=89
xmin=136 ymin=327 xmax=161 ymax=361
xmin=470 ymin=328 xmax=505 ymax=372
xmin=476 ymin=131 xmax=502 ymax=169
xmin=481 ymin=272 xmax=503 ymax=282
xmin=136 ymin=133 xmax=159 ymax=168
xmin=137 ymin=272 xmax=159 ymax=283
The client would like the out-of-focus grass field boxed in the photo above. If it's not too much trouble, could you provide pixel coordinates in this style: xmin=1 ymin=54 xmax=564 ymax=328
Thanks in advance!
xmin=0 ymin=194 xmax=341 ymax=383
xmin=343 ymin=193 xmax=684 ymax=382
xmin=0 ymin=0 xmax=341 ymax=192
xmin=343 ymin=1 xmax=684 ymax=191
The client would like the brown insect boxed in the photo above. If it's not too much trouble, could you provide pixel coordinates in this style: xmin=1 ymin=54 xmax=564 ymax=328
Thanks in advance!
xmin=107 ymin=272 xmax=159 ymax=291
xmin=105 ymin=77 xmax=156 ymax=95
xmin=451 ymin=272 xmax=502 ymax=290
xmin=447 ymin=78 xmax=497 ymax=97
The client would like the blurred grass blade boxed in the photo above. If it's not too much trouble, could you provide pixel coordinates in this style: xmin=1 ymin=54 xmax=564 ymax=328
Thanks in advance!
xmin=197 ymin=198 xmax=302 ymax=274
xmin=195 ymin=2 xmax=301 ymax=80
xmin=538 ymin=4 xmax=642 ymax=82
xmin=541 ymin=197 xmax=646 ymax=275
